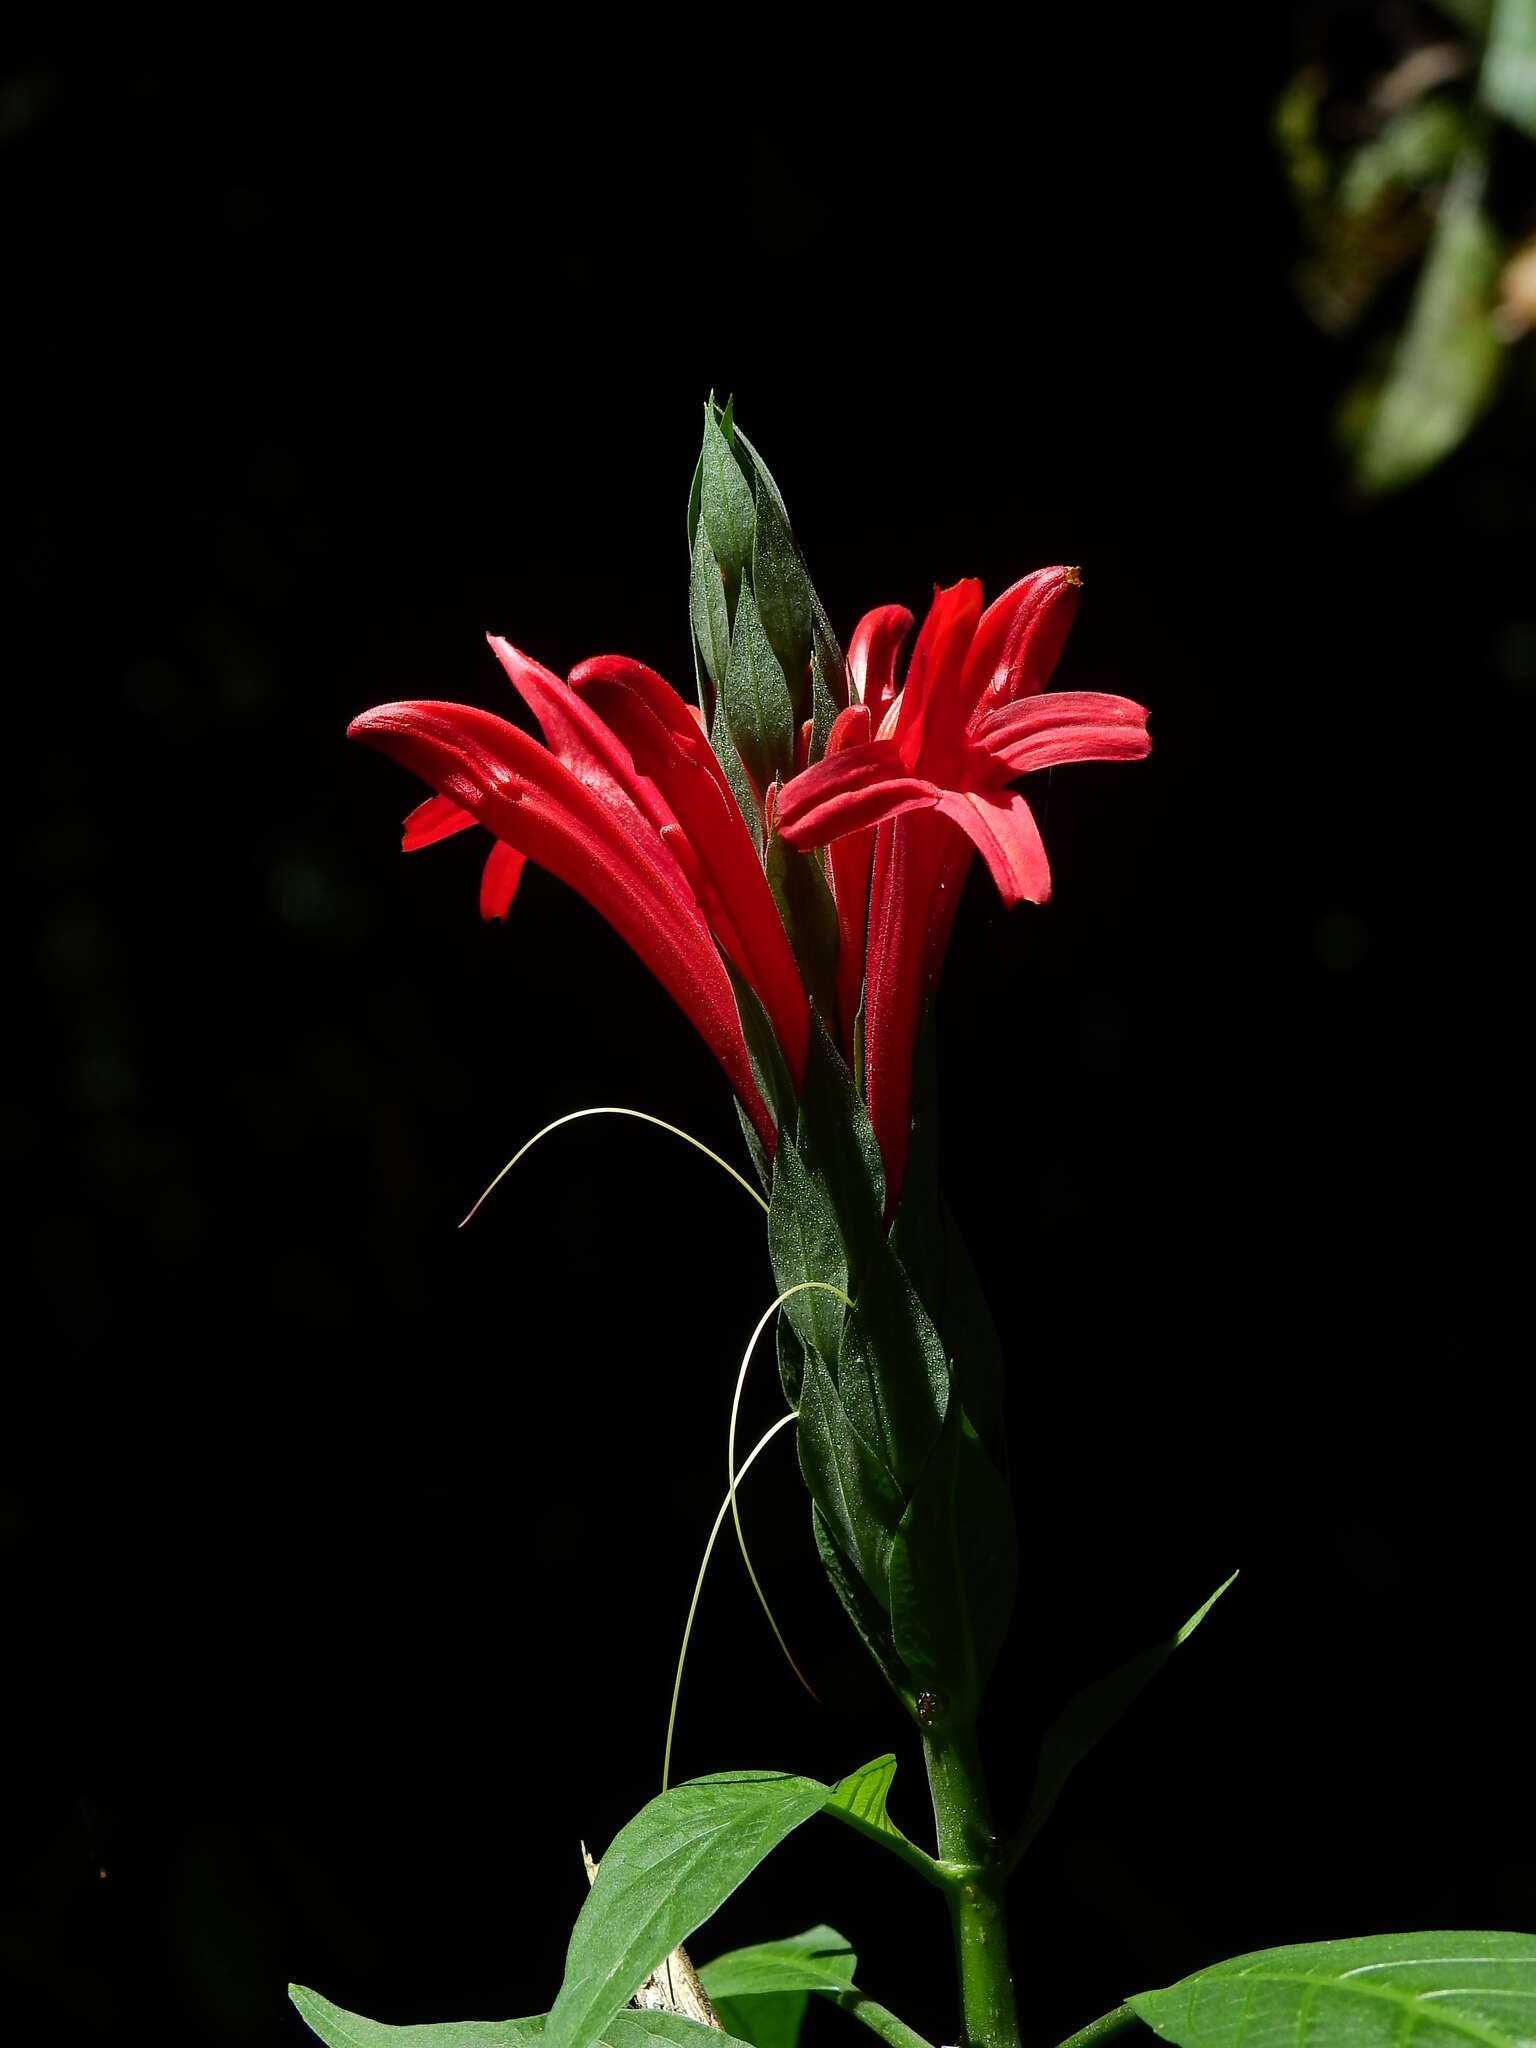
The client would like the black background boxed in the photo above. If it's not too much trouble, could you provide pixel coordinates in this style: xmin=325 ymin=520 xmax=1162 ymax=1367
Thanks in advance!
xmin=6 ymin=10 xmax=1533 ymax=2048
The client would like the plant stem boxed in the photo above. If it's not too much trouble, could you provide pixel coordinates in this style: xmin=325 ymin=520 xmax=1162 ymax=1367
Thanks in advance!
xmin=925 ymin=1722 xmax=1019 ymax=2048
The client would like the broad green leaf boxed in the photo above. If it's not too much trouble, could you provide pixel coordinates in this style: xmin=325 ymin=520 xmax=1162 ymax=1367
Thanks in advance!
xmin=710 ymin=1993 xmax=807 ymax=2048
xmin=766 ymin=825 xmax=840 ymax=1025
xmin=691 ymin=515 xmax=732 ymax=690
xmin=290 ymin=1987 xmax=540 ymax=2048
xmin=769 ymin=1137 xmax=848 ymax=1365
xmin=1009 ymin=1570 xmax=1238 ymax=1864
xmin=1482 ymin=0 xmax=1536 ymax=140
xmin=820 ymin=1754 xmax=919 ymax=1867
xmin=711 ymin=690 xmax=762 ymax=846
xmin=887 ymin=1401 xmax=1017 ymax=1713
xmin=812 ymin=1502 xmax=910 ymax=1701
xmin=1354 ymin=158 xmax=1503 ymax=494
xmin=544 ymin=1767 xmax=872 ymax=2048
xmin=290 ymin=1993 xmax=751 ymax=2048
xmin=752 ymin=483 xmax=813 ymax=718
xmin=700 ymin=1927 xmax=857 ymax=2000
xmin=1128 ymin=1931 xmax=1536 ymax=2048
xmin=797 ymin=1350 xmax=903 ymax=1603
xmin=699 ymin=400 xmax=756 ymax=589
xmin=725 ymin=959 xmax=798 ymax=1138
xmin=722 ymin=583 xmax=794 ymax=792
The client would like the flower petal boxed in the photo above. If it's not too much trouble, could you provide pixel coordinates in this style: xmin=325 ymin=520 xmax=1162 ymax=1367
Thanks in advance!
xmin=571 ymin=654 xmax=810 ymax=1088
xmin=479 ymin=839 xmax=526 ymax=920
xmin=402 ymin=793 xmax=477 ymax=851
xmin=892 ymin=578 xmax=983 ymax=769
xmin=847 ymin=603 xmax=915 ymax=710
xmin=969 ymin=689 xmax=1150 ymax=778
xmin=772 ymin=738 xmax=941 ymax=847
xmin=823 ymin=703 xmax=877 ymax=1060
xmin=958 ymin=565 xmax=1081 ymax=728
xmin=934 ymin=787 xmax=1051 ymax=908
xmin=348 ymin=698 xmax=775 ymax=1150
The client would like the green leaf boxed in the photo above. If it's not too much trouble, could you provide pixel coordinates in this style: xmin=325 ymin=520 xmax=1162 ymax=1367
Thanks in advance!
xmin=691 ymin=515 xmax=732 ymax=691
xmin=769 ymin=1135 xmax=848 ymax=1365
xmin=797 ymin=1013 xmax=885 ymax=1235
xmin=711 ymin=690 xmax=762 ymax=847
xmin=1482 ymin=0 xmax=1536 ymax=140
xmin=812 ymin=1502 xmax=910 ymax=1701
xmin=290 ymin=1994 xmax=749 ymax=2048
xmin=290 ymin=1987 xmax=541 ymax=2048
xmin=700 ymin=1928 xmax=858 ymax=2000
xmin=722 ymin=582 xmax=794 ymax=793
xmin=797 ymin=1350 xmax=903 ymax=1602
xmin=1337 ymin=100 xmax=1465 ymax=215
xmin=699 ymin=400 xmax=756 ymax=589
xmin=752 ymin=483 xmax=813 ymax=719
xmin=836 ymin=1245 xmax=949 ymax=1495
xmin=1128 ymin=1932 xmax=1536 ymax=2048
xmin=544 ymin=1769 xmax=862 ymax=2048
xmin=776 ymin=1312 xmax=805 ymax=1406
xmin=886 ymin=1401 xmax=1017 ymax=1713
xmin=1354 ymin=157 xmax=1503 ymax=494
xmin=736 ymin=1100 xmax=771 ymax=1197
xmin=766 ymin=825 xmax=840 ymax=1025
xmin=710 ymin=1994 xmax=808 ymax=2048
xmin=725 ymin=959 xmax=798 ymax=1139
xmin=1009 ymin=1571 xmax=1238 ymax=1865
xmin=819 ymin=1754 xmax=917 ymax=1865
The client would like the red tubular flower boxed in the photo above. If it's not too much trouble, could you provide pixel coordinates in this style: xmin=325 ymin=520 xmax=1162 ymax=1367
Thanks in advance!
xmin=776 ymin=567 xmax=1150 ymax=1210
xmin=349 ymin=648 xmax=782 ymax=1154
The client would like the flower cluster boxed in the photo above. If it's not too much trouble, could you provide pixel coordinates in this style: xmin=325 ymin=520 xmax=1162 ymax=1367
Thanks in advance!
xmin=349 ymin=415 xmax=1148 ymax=1209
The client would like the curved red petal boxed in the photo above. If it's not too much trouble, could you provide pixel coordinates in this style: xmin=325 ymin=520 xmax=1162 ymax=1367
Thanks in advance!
xmin=934 ymin=788 xmax=1051 ymax=908
xmin=969 ymin=689 xmax=1150 ymax=777
xmin=892 ymin=578 xmax=984 ymax=770
xmin=773 ymin=739 xmax=940 ymax=847
xmin=847 ymin=604 xmax=915 ymax=710
xmin=959 ymin=566 xmax=1081 ymax=728
xmin=348 ymin=699 xmax=774 ymax=1150
xmin=478 ymin=839 xmax=527 ymax=920
xmin=402 ymin=793 xmax=477 ymax=851
xmin=570 ymin=655 xmax=810 ymax=1088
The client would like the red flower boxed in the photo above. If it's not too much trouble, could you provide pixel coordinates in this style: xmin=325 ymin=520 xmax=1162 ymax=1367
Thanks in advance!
xmin=349 ymin=639 xmax=812 ymax=1156
xmin=775 ymin=568 xmax=1149 ymax=1211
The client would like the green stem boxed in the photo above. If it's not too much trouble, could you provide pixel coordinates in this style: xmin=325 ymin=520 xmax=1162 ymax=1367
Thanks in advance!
xmin=925 ymin=1723 xmax=1019 ymax=2048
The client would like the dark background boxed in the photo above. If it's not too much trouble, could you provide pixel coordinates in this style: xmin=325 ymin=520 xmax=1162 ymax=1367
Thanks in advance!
xmin=6 ymin=10 xmax=1533 ymax=2048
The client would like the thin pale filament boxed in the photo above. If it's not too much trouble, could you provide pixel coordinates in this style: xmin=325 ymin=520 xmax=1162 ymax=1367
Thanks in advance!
xmin=728 ymin=1282 xmax=853 ymax=1706
xmin=662 ymin=1410 xmax=797 ymax=1794
xmin=459 ymin=1105 xmax=769 ymax=1227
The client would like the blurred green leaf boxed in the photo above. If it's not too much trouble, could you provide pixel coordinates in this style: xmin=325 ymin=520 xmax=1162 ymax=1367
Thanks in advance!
xmin=1354 ymin=159 xmax=1503 ymax=493
xmin=1338 ymin=100 xmax=1466 ymax=214
xmin=1482 ymin=0 xmax=1536 ymax=137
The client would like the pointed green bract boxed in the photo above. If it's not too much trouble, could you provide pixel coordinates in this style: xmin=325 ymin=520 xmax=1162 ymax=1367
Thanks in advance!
xmin=725 ymin=959 xmax=798 ymax=1139
xmin=809 ymin=633 xmax=839 ymax=765
xmin=722 ymin=582 xmax=794 ymax=792
xmin=712 ymin=689 xmax=762 ymax=845
xmin=752 ymin=481 xmax=813 ymax=720
xmin=691 ymin=513 xmax=732 ymax=689
xmin=1008 ymin=1571 xmax=1239 ymax=1865
xmin=887 ymin=1401 xmax=1017 ymax=1716
xmin=769 ymin=1136 xmax=849 ymax=1364
xmin=766 ymin=825 xmax=840 ymax=1026
xmin=797 ymin=1349 xmax=903 ymax=1603
xmin=699 ymin=399 xmax=756 ymax=588
xmin=1128 ymin=1932 xmax=1536 ymax=2048
xmin=812 ymin=1502 xmax=910 ymax=1702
